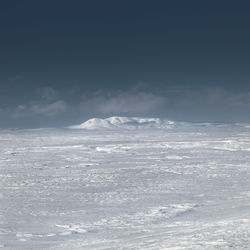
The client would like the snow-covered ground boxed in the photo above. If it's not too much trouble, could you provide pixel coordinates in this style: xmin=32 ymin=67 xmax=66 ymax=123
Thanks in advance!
xmin=1 ymin=119 xmax=250 ymax=249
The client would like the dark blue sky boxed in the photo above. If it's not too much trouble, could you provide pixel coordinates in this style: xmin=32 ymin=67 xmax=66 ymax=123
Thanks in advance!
xmin=1 ymin=1 xmax=250 ymax=127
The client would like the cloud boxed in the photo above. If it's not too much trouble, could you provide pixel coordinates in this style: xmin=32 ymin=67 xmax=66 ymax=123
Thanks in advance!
xmin=12 ymin=100 xmax=68 ymax=118
xmin=79 ymin=90 xmax=167 ymax=115
xmin=6 ymin=87 xmax=69 ymax=119
xmin=1 ymin=84 xmax=250 ymax=127
xmin=73 ymin=86 xmax=250 ymax=123
xmin=38 ymin=87 xmax=59 ymax=102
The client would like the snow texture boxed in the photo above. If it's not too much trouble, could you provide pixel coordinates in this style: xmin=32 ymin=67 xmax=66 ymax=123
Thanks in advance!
xmin=1 ymin=118 xmax=250 ymax=249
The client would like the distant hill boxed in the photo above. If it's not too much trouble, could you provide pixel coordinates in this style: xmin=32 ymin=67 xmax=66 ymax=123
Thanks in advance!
xmin=68 ymin=116 xmax=176 ymax=130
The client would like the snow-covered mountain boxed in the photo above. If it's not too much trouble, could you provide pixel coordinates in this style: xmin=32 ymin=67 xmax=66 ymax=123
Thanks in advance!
xmin=69 ymin=116 xmax=176 ymax=130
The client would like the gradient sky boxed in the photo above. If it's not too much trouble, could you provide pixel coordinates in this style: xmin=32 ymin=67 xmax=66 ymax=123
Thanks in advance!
xmin=1 ymin=1 xmax=250 ymax=128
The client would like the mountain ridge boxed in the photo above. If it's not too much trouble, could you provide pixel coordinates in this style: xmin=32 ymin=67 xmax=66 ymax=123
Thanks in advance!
xmin=68 ymin=116 xmax=176 ymax=130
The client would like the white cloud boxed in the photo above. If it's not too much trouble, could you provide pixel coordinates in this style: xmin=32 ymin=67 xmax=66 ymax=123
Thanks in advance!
xmin=30 ymin=100 xmax=68 ymax=116
xmin=11 ymin=100 xmax=68 ymax=118
xmin=37 ymin=87 xmax=59 ymax=102
xmin=2 ymin=84 xmax=250 ymax=127
xmin=79 ymin=90 xmax=167 ymax=114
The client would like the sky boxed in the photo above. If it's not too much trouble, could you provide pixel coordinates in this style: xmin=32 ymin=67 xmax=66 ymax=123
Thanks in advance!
xmin=1 ymin=0 xmax=250 ymax=128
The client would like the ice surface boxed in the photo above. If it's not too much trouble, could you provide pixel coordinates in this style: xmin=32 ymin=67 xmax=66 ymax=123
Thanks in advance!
xmin=1 ymin=123 xmax=250 ymax=249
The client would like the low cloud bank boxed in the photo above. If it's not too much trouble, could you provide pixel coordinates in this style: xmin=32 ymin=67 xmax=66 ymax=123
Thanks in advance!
xmin=1 ymin=85 xmax=250 ymax=127
xmin=79 ymin=90 xmax=167 ymax=114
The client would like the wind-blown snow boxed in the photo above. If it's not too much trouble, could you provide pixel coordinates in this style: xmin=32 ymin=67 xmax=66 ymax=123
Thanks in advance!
xmin=69 ymin=116 xmax=176 ymax=130
xmin=1 ymin=123 xmax=250 ymax=249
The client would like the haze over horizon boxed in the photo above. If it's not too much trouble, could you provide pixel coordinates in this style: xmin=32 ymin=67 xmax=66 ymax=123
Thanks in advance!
xmin=1 ymin=1 xmax=250 ymax=128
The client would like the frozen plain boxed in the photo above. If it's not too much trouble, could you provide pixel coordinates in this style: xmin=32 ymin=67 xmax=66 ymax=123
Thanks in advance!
xmin=1 ymin=119 xmax=250 ymax=249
